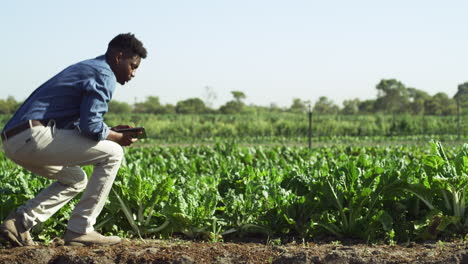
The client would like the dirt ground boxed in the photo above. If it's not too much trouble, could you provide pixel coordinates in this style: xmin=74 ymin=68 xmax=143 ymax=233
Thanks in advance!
xmin=0 ymin=238 xmax=467 ymax=264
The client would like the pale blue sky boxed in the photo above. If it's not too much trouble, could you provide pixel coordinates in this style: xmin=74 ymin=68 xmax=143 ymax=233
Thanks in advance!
xmin=1 ymin=1 xmax=467 ymax=108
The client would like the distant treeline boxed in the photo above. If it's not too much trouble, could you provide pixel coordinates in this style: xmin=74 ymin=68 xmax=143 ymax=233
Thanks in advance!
xmin=1 ymin=79 xmax=467 ymax=116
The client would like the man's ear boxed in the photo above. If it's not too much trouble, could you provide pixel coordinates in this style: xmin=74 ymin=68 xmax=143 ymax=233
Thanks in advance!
xmin=115 ymin=51 xmax=124 ymax=64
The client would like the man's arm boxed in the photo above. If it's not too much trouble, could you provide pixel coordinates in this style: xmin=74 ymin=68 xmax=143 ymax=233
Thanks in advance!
xmin=79 ymin=73 xmax=114 ymax=141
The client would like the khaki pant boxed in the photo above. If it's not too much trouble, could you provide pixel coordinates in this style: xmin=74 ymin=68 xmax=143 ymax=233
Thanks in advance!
xmin=2 ymin=123 xmax=123 ymax=234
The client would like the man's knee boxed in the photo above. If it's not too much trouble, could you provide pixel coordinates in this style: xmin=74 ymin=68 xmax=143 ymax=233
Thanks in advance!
xmin=72 ymin=176 xmax=88 ymax=192
xmin=106 ymin=142 xmax=124 ymax=162
xmin=57 ymin=167 xmax=88 ymax=191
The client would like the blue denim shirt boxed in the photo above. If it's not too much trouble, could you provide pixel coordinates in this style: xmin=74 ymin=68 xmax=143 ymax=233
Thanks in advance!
xmin=2 ymin=55 xmax=116 ymax=141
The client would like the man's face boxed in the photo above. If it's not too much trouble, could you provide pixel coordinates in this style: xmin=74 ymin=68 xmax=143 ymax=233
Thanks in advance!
xmin=113 ymin=53 xmax=141 ymax=85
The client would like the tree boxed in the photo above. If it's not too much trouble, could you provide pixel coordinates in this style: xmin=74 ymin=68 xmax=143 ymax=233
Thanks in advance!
xmin=134 ymin=96 xmax=163 ymax=114
xmin=269 ymin=102 xmax=284 ymax=113
xmin=313 ymin=96 xmax=339 ymax=114
xmin=358 ymin=99 xmax=375 ymax=114
xmin=454 ymin=82 xmax=468 ymax=109
xmin=0 ymin=96 xmax=20 ymax=114
xmin=425 ymin=92 xmax=456 ymax=115
xmin=218 ymin=91 xmax=247 ymax=114
xmin=375 ymin=79 xmax=409 ymax=114
xmin=175 ymin=98 xmax=207 ymax=114
xmin=219 ymin=101 xmax=243 ymax=114
xmin=341 ymin=99 xmax=360 ymax=115
xmin=203 ymin=86 xmax=217 ymax=109
xmin=161 ymin=104 xmax=176 ymax=114
xmin=407 ymin=88 xmax=430 ymax=115
xmin=289 ymin=98 xmax=308 ymax=113
xmin=108 ymin=100 xmax=132 ymax=114
xmin=231 ymin=91 xmax=246 ymax=103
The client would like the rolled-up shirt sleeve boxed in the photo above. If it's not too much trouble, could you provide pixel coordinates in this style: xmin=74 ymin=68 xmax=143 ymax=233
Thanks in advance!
xmin=79 ymin=73 xmax=115 ymax=141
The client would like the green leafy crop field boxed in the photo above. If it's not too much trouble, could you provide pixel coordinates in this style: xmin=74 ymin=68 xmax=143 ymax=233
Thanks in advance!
xmin=1 ymin=141 xmax=467 ymax=244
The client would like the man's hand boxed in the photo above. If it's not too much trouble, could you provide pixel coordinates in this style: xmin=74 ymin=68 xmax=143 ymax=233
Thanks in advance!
xmin=112 ymin=125 xmax=132 ymax=130
xmin=107 ymin=125 xmax=138 ymax=146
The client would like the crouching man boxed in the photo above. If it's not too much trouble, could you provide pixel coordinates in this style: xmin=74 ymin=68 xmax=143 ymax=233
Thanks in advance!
xmin=0 ymin=33 xmax=147 ymax=246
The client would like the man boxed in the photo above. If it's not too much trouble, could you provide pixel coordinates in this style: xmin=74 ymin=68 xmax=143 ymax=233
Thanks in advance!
xmin=0 ymin=33 xmax=147 ymax=246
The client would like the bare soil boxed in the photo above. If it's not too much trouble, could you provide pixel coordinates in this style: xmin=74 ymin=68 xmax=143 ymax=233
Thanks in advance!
xmin=0 ymin=238 xmax=467 ymax=264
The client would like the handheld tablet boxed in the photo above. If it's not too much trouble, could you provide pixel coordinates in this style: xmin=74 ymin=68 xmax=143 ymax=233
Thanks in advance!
xmin=112 ymin=127 xmax=147 ymax=139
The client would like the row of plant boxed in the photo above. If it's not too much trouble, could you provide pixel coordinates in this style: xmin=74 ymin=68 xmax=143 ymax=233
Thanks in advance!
xmin=135 ymin=135 xmax=468 ymax=146
xmin=105 ymin=113 xmax=465 ymax=139
xmin=0 ymin=141 xmax=467 ymax=243
xmin=0 ymin=114 xmax=467 ymax=142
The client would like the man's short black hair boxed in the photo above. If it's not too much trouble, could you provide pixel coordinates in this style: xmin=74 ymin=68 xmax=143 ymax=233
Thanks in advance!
xmin=108 ymin=33 xmax=147 ymax=59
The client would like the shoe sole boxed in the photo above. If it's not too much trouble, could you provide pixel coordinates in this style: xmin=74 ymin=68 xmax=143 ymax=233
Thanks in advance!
xmin=64 ymin=241 xmax=86 ymax=246
xmin=65 ymin=240 xmax=121 ymax=246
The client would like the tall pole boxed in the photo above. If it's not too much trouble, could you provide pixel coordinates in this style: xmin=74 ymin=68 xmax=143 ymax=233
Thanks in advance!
xmin=308 ymin=104 xmax=312 ymax=150
xmin=457 ymin=98 xmax=461 ymax=141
